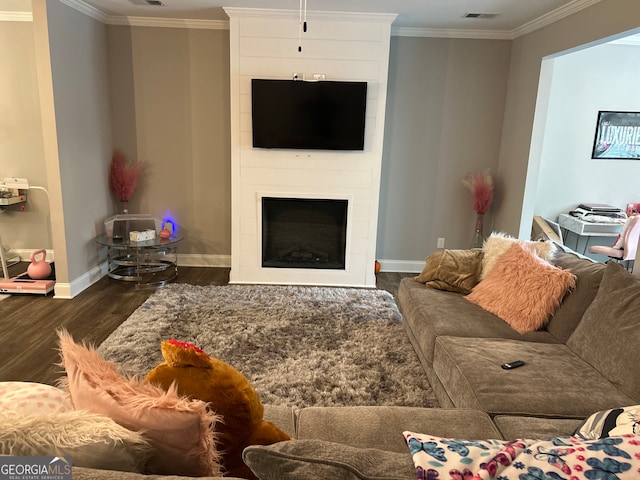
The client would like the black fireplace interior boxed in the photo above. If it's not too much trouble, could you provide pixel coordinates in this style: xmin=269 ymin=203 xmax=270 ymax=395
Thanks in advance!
xmin=262 ymin=197 xmax=348 ymax=269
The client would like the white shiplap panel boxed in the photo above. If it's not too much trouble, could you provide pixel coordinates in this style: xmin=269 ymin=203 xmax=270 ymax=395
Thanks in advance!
xmin=240 ymin=36 xmax=384 ymax=62
xmin=239 ymin=153 xmax=374 ymax=172
xmin=238 ymin=57 xmax=379 ymax=82
xmin=240 ymin=168 xmax=373 ymax=189
xmin=238 ymin=14 xmax=385 ymax=42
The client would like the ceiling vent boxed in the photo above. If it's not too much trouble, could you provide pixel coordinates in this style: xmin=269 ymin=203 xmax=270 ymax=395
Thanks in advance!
xmin=129 ymin=0 xmax=166 ymax=5
xmin=463 ymin=13 xmax=498 ymax=19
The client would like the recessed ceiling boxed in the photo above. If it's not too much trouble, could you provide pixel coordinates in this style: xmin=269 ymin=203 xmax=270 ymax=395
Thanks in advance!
xmin=78 ymin=0 xmax=600 ymax=33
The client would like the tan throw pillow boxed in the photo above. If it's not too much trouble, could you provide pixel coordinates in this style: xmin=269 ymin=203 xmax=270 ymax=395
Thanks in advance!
xmin=414 ymin=249 xmax=484 ymax=294
xmin=466 ymin=242 xmax=575 ymax=334
xmin=481 ymin=232 xmax=555 ymax=280
xmin=57 ymin=330 xmax=222 ymax=477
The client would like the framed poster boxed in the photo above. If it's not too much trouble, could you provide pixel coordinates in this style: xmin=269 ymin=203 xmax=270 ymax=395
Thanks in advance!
xmin=592 ymin=111 xmax=640 ymax=159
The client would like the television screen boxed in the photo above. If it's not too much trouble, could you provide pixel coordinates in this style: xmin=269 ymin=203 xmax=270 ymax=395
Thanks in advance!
xmin=251 ymin=79 xmax=367 ymax=150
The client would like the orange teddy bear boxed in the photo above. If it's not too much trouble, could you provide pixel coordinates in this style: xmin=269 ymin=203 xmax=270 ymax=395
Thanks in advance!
xmin=146 ymin=340 xmax=290 ymax=479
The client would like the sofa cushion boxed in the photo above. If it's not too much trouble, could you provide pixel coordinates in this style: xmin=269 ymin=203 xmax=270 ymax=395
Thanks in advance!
xmin=574 ymin=405 xmax=640 ymax=440
xmin=58 ymin=330 xmax=222 ymax=477
xmin=414 ymin=249 xmax=483 ymax=294
xmin=432 ymin=336 xmax=635 ymax=418
xmin=546 ymin=252 xmax=605 ymax=342
xmin=466 ymin=243 xmax=576 ymax=334
xmin=243 ymin=439 xmax=415 ymax=480
xmin=567 ymin=262 xmax=640 ymax=402
xmin=404 ymin=431 xmax=640 ymax=480
xmin=398 ymin=279 xmax=558 ymax=369
xmin=492 ymin=415 xmax=583 ymax=440
xmin=295 ymin=407 xmax=501 ymax=452
xmin=0 ymin=410 xmax=151 ymax=472
xmin=262 ymin=405 xmax=297 ymax=439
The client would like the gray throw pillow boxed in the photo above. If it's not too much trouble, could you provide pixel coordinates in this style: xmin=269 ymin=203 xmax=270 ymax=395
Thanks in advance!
xmin=243 ymin=439 xmax=415 ymax=480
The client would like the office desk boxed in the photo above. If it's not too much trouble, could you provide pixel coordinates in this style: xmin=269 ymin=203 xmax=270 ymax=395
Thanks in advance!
xmin=557 ymin=213 xmax=623 ymax=254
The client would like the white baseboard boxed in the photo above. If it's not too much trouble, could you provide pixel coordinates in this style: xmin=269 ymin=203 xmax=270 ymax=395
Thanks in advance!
xmin=40 ymin=254 xmax=418 ymax=299
xmin=8 ymin=248 xmax=55 ymax=263
xmin=55 ymin=263 xmax=106 ymax=299
xmin=178 ymin=254 xmax=231 ymax=268
xmin=377 ymin=259 xmax=424 ymax=273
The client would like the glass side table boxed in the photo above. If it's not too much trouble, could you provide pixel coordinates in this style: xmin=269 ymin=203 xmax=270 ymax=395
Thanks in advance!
xmin=95 ymin=233 xmax=184 ymax=287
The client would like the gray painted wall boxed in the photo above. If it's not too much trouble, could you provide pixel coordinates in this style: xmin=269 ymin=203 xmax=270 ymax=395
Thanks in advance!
xmin=36 ymin=0 xmax=113 ymax=293
xmin=377 ymin=37 xmax=511 ymax=268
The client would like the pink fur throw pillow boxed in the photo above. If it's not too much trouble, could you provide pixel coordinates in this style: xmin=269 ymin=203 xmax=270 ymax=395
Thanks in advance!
xmin=57 ymin=330 xmax=222 ymax=477
xmin=466 ymin=243 xmax=575 ymax=334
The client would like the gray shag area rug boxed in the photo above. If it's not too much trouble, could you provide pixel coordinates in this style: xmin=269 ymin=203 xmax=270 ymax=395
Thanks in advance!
xmin=97 ymin=284 xmax=437 ymax=409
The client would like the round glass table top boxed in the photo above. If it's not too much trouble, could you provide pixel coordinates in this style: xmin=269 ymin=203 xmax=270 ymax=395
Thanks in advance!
xmin=94 ymin=233 xmax=184 ymax=248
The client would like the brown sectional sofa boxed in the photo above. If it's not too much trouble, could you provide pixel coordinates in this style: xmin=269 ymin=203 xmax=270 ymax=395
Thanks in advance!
xmin=399 ymin=250 xmax=640 ymax=420
xmin=74 ymin=405 xmax=586 ymax=480
xmin=51 ymin=249 xmax=640 ymax=478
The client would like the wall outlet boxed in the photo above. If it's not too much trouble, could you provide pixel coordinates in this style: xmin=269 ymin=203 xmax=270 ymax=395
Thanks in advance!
xmin=437 ymin=237 xmax=445 ymax=248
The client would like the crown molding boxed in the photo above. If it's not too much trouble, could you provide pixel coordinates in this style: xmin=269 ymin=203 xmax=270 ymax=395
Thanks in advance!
xmin=512 ymin=0 xmax=603 ymax=38
xmin=392 ymin=26 xmax=512 ymax=40
xmin=223 ymin=7 xmax=398 ymax=24
xmin=105 ymin=15 xmax=228 ymax=29
xmin=0 ymin=11 xmax=32 ymax=22
xmin=58 ymin=0 xmax=108 ymax=23
xmin=0 ymin=0 xmax=602 ymax=40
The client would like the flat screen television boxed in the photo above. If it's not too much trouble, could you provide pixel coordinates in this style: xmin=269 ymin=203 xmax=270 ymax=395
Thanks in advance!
xmin=251 ymin=79 xmax=367 ymax=150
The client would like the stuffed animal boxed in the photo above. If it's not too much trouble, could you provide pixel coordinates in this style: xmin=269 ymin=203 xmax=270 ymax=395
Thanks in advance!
xmin=146 ymin=340 xmax=290 ymax=479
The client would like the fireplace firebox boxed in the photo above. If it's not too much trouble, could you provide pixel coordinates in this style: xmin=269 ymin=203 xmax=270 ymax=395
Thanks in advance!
xmin=262 ymin=197 xmax=348 ymax=269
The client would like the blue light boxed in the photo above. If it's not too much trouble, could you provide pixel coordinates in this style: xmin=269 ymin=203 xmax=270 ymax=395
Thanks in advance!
xmin=162 ymin=213 xmax=178 ymax=234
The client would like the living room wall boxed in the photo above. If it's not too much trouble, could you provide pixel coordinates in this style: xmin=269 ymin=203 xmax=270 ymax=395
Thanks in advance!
xmin=377 ymin=36 xmax=511 ymax=269
xmin=495 ymin=0 xmax=640 ymax=239
xmin=7 ymin=0 xmax=640 ymax=296
xmin=32 ymin=0 xmax=113 ymax=296
xmin=106 ymin=25 xmax=231 ymax=266
xmin=0 ymin=19 xmax=49 ymax=254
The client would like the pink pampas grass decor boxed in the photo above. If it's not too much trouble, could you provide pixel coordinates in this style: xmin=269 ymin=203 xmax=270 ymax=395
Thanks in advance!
xmin=462 ymin=170 xmax=494 ymax=214
xmin=109 ymin=151 xmax=143 ymax=213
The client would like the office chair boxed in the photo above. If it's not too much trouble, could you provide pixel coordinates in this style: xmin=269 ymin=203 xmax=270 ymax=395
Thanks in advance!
xmin=589 ymin=214 xmax=640 ymax=270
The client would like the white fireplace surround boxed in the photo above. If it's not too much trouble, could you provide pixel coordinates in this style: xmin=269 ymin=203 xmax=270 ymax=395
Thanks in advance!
xmin=225 ymin=8 xmax=397 ymax=288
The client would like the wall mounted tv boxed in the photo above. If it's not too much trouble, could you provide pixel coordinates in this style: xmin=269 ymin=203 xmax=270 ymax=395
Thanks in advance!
xmin=251 ymin=79 xmax=367 ymax=151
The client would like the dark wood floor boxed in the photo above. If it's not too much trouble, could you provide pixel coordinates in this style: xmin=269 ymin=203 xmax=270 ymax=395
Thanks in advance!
xmin=0 ymin=262 xmax=413 ymax=385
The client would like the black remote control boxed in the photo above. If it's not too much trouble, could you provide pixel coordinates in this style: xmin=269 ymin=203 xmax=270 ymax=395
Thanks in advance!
xmin=501 ymin=360 xmax=525 ymax=370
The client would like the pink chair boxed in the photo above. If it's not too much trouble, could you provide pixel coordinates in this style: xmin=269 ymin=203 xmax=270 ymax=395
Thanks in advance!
xmin=589 ymin=215 xmax=640 ymax=269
